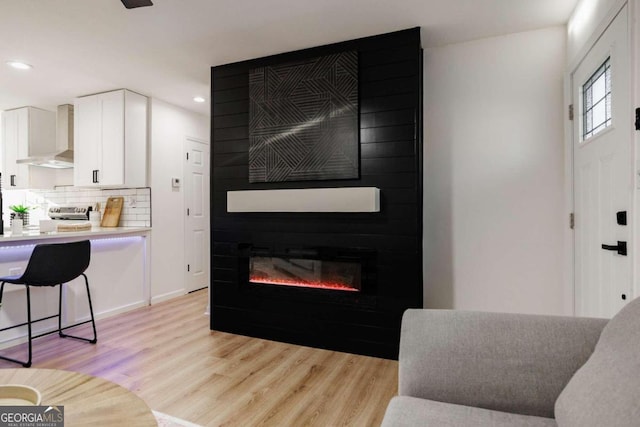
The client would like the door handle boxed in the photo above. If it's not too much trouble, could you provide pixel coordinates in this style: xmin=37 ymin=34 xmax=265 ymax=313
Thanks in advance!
xmin=10 ymin=175 xmax=15 ymax=187
xmin=601 ymin=241 xmax=627 ymax=256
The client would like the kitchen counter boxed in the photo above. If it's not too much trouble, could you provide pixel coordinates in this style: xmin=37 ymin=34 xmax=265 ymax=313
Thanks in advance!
xmin=0 ymin=226 xmax=152 ymax=350
xmin=0 ymin=226 xmax=151 ymax=244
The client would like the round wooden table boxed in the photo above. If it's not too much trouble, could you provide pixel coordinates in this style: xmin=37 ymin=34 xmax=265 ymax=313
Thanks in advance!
xmin=0 ymin=368 xmax=157 ymax=426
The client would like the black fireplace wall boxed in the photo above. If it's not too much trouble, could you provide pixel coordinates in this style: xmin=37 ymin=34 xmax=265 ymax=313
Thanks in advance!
xmin=210 ymin=27 xmax=423 ymax=359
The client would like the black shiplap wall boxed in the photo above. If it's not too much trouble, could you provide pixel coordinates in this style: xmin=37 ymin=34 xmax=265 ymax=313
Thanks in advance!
xmin=211 ymin=28 xmax=422 ymax=359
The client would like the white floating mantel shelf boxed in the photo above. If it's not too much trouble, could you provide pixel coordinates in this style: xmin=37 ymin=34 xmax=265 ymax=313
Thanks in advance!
xmin=227 ymin=187 xmax=380 ymax=213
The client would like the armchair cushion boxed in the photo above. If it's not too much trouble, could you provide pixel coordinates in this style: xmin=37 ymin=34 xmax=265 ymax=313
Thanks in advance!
xmin=399 ymin=309 xmax=606 ymax=418
xmin=555 ymin=297 xmax=640 ymax=427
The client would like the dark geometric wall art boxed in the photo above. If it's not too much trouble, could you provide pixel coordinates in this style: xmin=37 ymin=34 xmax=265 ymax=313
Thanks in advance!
xmin=249 ymin=51 xmax=359 ymax=183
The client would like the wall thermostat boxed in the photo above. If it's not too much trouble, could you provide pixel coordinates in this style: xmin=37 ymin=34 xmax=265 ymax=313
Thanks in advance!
xmin=172 ymin=177 xmax=181 ymax=188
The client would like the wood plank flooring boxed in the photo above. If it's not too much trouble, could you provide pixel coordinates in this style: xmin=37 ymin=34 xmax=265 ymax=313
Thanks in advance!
xmin=0 ymin=290 xmax=398 ymax=426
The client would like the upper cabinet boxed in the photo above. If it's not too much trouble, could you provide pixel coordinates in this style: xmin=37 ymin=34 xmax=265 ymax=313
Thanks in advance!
xmin=1 ymin=107 xmax=56 ymax=189
xmin=74 ymin=89 xmax=148 ymax=187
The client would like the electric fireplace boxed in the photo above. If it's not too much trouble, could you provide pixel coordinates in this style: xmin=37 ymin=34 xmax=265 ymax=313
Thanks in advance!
xmin=241 ymin=245 xmax=376 ymax=296
xmin=250 ymin=256 xmax=361 ymax=292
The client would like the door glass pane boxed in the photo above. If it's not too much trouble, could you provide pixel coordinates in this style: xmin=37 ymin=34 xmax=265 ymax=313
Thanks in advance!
xmin=582 ymin=57 xmax=611 ymax=141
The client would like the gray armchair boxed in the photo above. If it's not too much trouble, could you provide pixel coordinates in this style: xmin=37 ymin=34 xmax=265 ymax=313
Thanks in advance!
xmin=381 ymin=296 xmax=640 ymax=426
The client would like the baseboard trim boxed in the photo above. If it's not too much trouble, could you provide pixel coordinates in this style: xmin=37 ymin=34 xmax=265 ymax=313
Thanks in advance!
xmin=151 ymin=289 xmax=186 ymax=305
xmin=94 ymin=301 xmax=148 ymax=320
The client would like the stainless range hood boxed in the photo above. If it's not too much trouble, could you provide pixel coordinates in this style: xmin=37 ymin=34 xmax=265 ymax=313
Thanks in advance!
xmin=17 ymin=104 xmax=74 ymax=169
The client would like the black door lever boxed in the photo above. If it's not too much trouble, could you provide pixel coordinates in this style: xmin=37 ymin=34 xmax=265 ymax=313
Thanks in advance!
xmin=601 ymin=241 xmax=627 ymax=256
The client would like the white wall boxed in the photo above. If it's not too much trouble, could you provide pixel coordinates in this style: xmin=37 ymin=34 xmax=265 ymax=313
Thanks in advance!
xmin=150 ymin=99 xmax=208 ymax=302
xmin=423 ymin=26 xmax=568 ymax=315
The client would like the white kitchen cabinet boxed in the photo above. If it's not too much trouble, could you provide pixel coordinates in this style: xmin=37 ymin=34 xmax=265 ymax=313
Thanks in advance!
xmin=1 ymin=107 xmax=56 ymax=189
xmin=74 ymin=89 xmax=147 ymax=187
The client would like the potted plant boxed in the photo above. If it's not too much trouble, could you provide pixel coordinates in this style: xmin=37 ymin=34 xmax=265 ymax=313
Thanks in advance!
xmin=9 ymin=204 xmax=31 ymax=226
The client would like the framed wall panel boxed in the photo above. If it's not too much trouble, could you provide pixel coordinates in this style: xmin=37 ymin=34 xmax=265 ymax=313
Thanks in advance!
xmin=249 ymin=51 xmax=359 ymax=182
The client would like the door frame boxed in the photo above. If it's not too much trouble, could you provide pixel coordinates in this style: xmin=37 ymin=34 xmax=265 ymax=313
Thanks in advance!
xmin=564 ymin=0 xmax=637 ymax=315
xmin=183 ymin=136 xmax=211 ymax=313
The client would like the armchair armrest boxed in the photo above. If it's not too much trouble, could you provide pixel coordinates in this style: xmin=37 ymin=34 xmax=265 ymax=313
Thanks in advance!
xmin=399 ymin=309 xmax=607 ymax=418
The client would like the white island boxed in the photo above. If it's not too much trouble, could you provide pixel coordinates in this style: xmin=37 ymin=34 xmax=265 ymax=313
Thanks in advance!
xmin=0 ymin=227 xmax=151 ymax=351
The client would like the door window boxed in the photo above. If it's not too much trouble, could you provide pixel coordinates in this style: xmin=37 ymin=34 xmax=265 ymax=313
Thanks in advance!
xmin=582 ymin=57 xmax=611 ymax=141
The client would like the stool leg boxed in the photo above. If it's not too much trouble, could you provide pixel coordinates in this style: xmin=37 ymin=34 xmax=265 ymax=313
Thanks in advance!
xmin=58 ymin=283 xmax=63 ymax=337
xmin=58 ymin=275 xmax=97 ymax=344
xmin=0 ymin=282 xmax=32 ymax=367
xmin=83 ymin=274 xmax=97 ymax=344
xmin=0 ymin=281 xmax=5 ymax=309
xmin=25 ymin=285 xmax=32 ymax=368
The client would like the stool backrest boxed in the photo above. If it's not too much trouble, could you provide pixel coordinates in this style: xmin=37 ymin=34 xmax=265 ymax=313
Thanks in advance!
xmin=20 ymin=240 xmax=91 ymax=286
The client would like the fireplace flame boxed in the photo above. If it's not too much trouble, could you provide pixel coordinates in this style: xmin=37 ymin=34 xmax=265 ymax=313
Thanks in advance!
xmin=250 ymin=275 xmax=360 ymax=292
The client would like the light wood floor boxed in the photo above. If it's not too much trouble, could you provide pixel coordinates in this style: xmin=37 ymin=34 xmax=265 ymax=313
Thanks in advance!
xmin=0 ymin=290 xmax=398 ymax=426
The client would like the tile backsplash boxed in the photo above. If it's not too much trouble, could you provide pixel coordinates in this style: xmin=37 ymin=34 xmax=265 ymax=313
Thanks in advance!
xmin=3 ymin=187 xmax=151 ymax=228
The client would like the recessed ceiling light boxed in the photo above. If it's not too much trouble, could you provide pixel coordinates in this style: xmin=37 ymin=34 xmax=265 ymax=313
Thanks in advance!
xmin=6 ymin=61 xmax=33 ymax=70
xmin=193 ymin=96 xmax=206 ymax=103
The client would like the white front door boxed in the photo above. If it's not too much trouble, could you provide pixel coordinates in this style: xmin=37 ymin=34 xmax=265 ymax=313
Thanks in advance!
xmin=184 ymin=138 xmax=210 ymax=293
xmin=572 ymin=4 xmax=632 ymax=318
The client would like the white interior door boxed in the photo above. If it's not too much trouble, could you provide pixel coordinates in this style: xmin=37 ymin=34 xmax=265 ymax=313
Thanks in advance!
xmin=573 ymin=5 xmax=632 ymax=318
xmin=184 ymin=137 xmax=210 ymax=293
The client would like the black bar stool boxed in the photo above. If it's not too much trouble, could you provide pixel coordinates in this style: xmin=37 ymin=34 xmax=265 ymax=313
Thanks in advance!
xmin=0 ymin=240 xmax=97 ymax=367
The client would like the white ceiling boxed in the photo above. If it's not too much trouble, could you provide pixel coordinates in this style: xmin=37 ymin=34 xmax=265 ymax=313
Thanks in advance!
xmin=0 ymin=0 xmax=578 ymax=117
